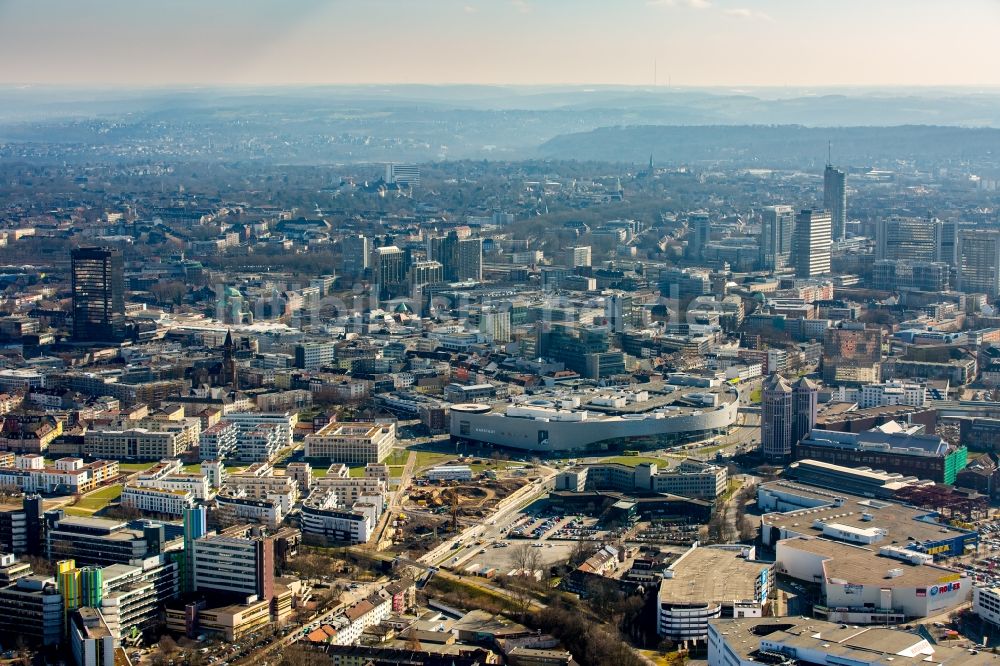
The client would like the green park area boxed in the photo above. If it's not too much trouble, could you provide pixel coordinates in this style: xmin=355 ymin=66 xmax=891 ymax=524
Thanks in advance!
xmin=64 ymin=484 xmax=123 ymax=517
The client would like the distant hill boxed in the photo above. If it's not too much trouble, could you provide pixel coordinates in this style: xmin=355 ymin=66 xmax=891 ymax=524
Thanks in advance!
xmin=538 ymin=124 xmax=1000 ymax=168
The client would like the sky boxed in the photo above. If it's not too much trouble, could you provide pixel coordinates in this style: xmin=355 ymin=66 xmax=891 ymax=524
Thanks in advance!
xmin=1 ymin=0 xmax=999 ymax=87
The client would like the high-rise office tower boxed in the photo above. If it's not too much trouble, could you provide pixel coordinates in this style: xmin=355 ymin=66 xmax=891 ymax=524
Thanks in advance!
xmin=566 ymin=246 xmax=592 ymax=268
xmin=428 ymin=231 xmax=482 ymax=282
xmin=759 ymin=205 xmax=795 ymax=271
xmin=761 ymin=373 xmax=793 ymax=460
xmin=182 ymin=506 xmax=206 ymax=594
xmin=686 ymin=212 xmax=711 ymax=259
xmin=385 ymin=163 xmax=420 ymax=187
xmin=605 ymin=293 xmax=633 ymax=334
xmin=875 ymin=216 xmax=940 ymax=262
xmin=956 ymin=229 xmax=1000 ymax=298
xmin=936 ymin=219 xmax=960 ymax=267
xmin=823 ymin=164 xmax=847 ymax=241
xmin=341 ymin=234 xmax=371 ymax=278
xmin=192 ymin=532 xmax=275 ymax=601
xmin=408 ymin=260 xmax=444 ymax=290
xmin=822 ymin=324 xmax=883 ymax=384
xmin=71 ymin=247 xmax=125 ymax=342
xmin=373 ymin=245 xmax=406 ymax=301
xmin=454 ymin=236 xmax=483 ymax=281
xmin=793 ymin=209 xmax=832 ymax=278
xmin=791 ymin=377 xmax=818 ymax=447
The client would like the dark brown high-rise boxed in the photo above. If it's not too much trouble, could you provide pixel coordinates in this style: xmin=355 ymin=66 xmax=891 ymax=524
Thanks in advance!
xmin=71 ymin=247 xmax=125 ymax=342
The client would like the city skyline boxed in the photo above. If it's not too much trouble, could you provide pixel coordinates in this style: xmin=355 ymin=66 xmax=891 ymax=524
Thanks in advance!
xmin=2 ymin=0 xmax=1000 ymax=87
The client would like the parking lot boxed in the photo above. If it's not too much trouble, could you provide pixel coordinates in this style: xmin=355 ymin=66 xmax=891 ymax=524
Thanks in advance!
xmin=444 ymin=507 xmax=616 ymax=577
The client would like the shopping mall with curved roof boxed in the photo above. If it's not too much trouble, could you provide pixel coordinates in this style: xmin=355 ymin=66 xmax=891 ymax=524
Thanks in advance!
xmin=449 ymin=380 xmax=740 ymax=453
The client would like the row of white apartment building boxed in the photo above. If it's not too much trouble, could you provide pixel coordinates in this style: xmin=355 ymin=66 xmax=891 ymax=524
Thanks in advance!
xmin=299 ymin=464 xmax=389 ymax=544
xmin=304 ymin=422 xmax=395 ymax=464
xmin=199 ymin=421 xmax=238 ymax=461
xmin=220 ymin=463 xmax=299 ymax=512
xmin=83 ymin=422 xmax=197 ymax=460
xmin=194 ymin=412 xmax=297 ymax=464
xmin=212 ymin=462 xmax=301 ymax=527
xmin=830 ymin=380 xmax=928 ymax=409
xmin=121 ymin=485 xmax=195 ymax=516
xmin=320 ymin=594 xmax=392 ymax=645
xmin=221 ymin=411 xmax=296 ymax=449
xmin=134 ymin=459 xmax=211 ymax=498
xmin=0 ymin=454 xmax=119 ymax=495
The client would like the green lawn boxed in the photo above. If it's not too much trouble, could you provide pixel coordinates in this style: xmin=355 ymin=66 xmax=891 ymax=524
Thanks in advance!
xmin=601 ymin=456 xmax=672 ymax=467
xmin=389 ymin=465 xmax=405 ymax=478
xmin=117 ymin=462 xmax=157 ymax=472
xmin=749 ymin=388 xmax=762 ymax=403
xmin=311 ymin=466 xmax=329 ymax=478
xmin=348 ymin=466 xmax=366 ymax=478
xmin=69 ymin=484 xmax=123 ymax=515
xmin=384 ymin=450 xmax=410 ymax=466
xmin=413 ymin=451 xmax=455 ymax=469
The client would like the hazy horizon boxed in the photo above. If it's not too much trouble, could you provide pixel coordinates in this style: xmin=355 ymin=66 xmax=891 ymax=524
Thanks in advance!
xmin=3 ymin=0 xmax=1000 ymax=88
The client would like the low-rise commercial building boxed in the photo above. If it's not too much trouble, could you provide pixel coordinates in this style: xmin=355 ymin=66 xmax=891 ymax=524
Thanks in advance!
xmin=706 ymin=616 xmax=995 ymax=666
xmin=556 ymin=459 xmax=727 ymax=500
xmin=425 ymin=465 xmax=474 ymax=482
xmin=166 ymin=597 xmax=271 ymax=642
xmin=760 ymin=486 xmax=978 ymax=558
xmin=776 ymin=536 xmax=970 ymax=624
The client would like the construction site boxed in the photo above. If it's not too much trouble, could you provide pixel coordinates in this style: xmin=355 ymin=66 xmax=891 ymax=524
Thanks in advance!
xmin=389 ymin=477 xmax=533 ymax=556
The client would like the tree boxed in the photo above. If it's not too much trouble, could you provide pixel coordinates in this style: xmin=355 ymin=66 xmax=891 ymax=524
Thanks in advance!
xmin=278 ymin=645 xmax=332 ymax=666
xmin=738 ymin=516 xmax=758 ymax=543
xmin=511 ymin=543 xmax=542 ymax=576
xmin=157 ymin=635 xmax=179 ymax=656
